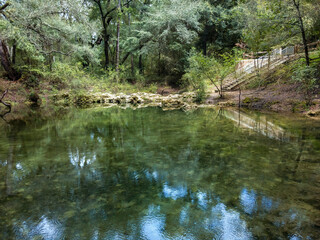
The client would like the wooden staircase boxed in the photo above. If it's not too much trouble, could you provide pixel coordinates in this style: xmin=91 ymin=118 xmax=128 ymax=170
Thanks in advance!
xmin=222 ymin=55 xmax=296 ymax=91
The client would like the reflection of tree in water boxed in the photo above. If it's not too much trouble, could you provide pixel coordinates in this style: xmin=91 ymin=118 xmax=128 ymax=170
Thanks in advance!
xmin=0 ymin=107 xmax=319 ymax=239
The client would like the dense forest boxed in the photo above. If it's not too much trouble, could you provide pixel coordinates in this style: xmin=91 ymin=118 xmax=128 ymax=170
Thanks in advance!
xmin=0 ymin=0 xmax=319 ymax=103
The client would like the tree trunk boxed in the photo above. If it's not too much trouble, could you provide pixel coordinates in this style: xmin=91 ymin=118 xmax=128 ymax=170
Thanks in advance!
xmin=158 ymin=48 xmax=161 ymax=76
xmin=116 ymin=21 xmax=120 ymax=72
xmin=203 ymin=37 xmax=207 ymax=56
xmin=139 ymin=54 xmax=143 ymax=74
xmin=116 ymin=0 xmax=121 ymax=72
xmin=48 ymin=53 xmax=53 ymax=71
xmin=0 ymin=40 xmax=20 ymax=81
xmin=128 ymin=6 xmax=134 ymax=75
xmin=103 ymin=28 xmax=110 ymax=69
xmin=12 ymin=40 xmax=16 ymax=64
xmin=238 ymin=88 xmax=242 ymax=108
xmin=131 ymin=55 xmax=134 ymax=75
xmin=220 ymin=79 xmax=223 ymax=98
xmin=292 ymin=0 xmax=310 ymax=66
xmin=96 ymin=0 xmax=110 ymax=69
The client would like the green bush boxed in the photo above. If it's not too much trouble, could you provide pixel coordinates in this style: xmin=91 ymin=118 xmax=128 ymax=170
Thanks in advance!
xmin=21 ymin=73 xmax=41 ymax=89
xmin=182 ymin=50 xmax=209 ymax=102
xmin=183 ymin=48 xmax=242 ymax=99
xmin=292 ymin=63 xmax=319 ymax=103
xmin=195 ymin=81 xmax=207 ymax=103
xmin=17 ymin=61 xmax=160 ymax=95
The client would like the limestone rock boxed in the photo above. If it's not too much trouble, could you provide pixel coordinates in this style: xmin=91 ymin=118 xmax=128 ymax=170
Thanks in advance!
xmin=307 ymin=109 xmax=320 ymax=117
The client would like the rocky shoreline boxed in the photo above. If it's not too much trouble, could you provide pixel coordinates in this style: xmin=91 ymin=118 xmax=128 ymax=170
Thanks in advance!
xmin=51 ymin=92 xmax=200 ymax=111
xmin=49 ymin=91 xmax=320 ymax=118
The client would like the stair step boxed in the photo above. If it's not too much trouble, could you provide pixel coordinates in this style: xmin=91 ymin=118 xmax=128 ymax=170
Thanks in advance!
xmin=221 ymin=56 xmax=297 ymax=90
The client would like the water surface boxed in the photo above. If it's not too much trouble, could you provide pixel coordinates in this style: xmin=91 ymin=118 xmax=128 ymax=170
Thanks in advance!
xmin=0 ymin=107 xmax=319 ymax=240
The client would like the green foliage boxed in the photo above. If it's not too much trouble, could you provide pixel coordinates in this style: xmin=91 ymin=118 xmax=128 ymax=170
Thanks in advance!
xmin=46 ymin=62 xmax=89 ymax=91
xmin=292 ymin=64 xmax=318 ymax=85
xmin=28 ymin=91 xmax=40 ymax=103
xmin=124 ymin=0 xmax=204 ymax=80
xmin=0 ymin=0 xmax=99 ymax=71
xmin=0 ymin=0 xmax=319 ymax=99
xmin=182 ymin=50 xmax=208 ymax=102
xmin=292 ymin=61 xmax=319 ymax=102
xmin=23 ymin=75 xmax=40 ymax=89
xmin=194 ymin=81 xmax=207 ymax=103
xmin=183 ymin=48 xmax=242 ymax=98
xmin=238 ymin=0 xmax=320 ymax=51
xmin=197 ymin=0 xmax=242 ymax=54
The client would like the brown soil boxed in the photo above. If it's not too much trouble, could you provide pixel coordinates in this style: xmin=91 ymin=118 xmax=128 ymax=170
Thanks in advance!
xmin=156 ymin=87 xmax=180 ymax=96
xmin=206 ymin=82 xmax=320 ymax=115
xmin=0 ymin=77 xmax=56 ymax=106
xmin=0 ymin=78 xmax=28 ymax=104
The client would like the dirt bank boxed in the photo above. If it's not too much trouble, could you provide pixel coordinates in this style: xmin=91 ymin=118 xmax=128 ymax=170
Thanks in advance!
xmin=206 ymin=83 xmax=320 ymax=117
xmin=1 ymin=78 xmax=320 ymax=118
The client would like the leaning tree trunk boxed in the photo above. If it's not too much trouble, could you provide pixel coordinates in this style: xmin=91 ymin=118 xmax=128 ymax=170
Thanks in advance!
xmin=0 ymin=39 xmax=21 ymax=81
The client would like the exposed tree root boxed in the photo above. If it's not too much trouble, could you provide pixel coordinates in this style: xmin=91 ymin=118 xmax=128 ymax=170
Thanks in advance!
xmin=0 ymin=89 xmax=11 ymax=122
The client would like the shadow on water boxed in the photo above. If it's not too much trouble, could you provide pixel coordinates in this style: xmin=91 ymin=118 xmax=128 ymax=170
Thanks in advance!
xmin=0 ymin=106 xmax=319 ymax=239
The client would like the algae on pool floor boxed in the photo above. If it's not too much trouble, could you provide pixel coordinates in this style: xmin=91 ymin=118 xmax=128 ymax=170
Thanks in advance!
xmin=0 ymin=107 xmax=319 ymax=240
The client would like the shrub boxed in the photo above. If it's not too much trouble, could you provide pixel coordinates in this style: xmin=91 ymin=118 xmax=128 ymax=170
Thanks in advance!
xmin=183 ymin=48 xmax=242 ymax=99
xmin=292 ymin=63 xmax=319 ymax=104
xmin=22 ymin=74 xmax=40 ymax=89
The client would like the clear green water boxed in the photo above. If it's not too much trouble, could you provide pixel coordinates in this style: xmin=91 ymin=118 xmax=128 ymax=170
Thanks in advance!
xmin=0 ymin=107 xmax=320 ymax=240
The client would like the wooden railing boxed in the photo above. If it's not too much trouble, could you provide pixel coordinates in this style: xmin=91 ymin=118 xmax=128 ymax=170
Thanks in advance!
xmin=236 ymin=46 xmax=295 ymax=75
xmin=223 ymin=41 xmax=320 ymax=90
xmin=294 ymin=40 xmax=320 ymax=53
xmin=237 ymin=41 xmax=320 ymax=75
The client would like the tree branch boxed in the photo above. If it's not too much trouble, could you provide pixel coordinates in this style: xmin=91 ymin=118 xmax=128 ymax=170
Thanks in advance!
xmin=104 ymin=6 xmax=118 ymax=18
xmin=0 ymin=89 xmax=11 ymax=123
xmin=28 ymin=38 xmax=73 ymax=56
xmin=107 ymin=16 xmax=112 ymax=25
xmin=0 ymin=89 xmax=11 ymax=109
xmin=104 ymin=0 xmax=133 ymax=18
xmin=121 ymin=37 xmax=154 ymax=64
xmin=0 ymin=89 xmax=8 ymax=101
xmin=0 ymin=2 xmax=10 ymax=11
xmin=122 ymin=0 xmax=134 ymax=9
